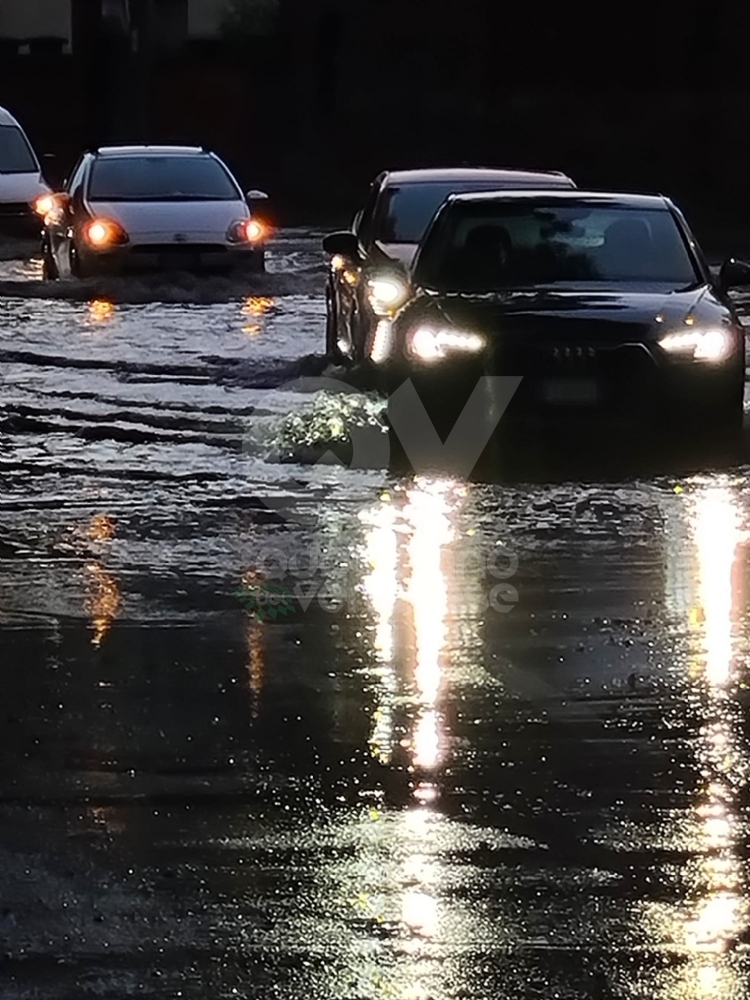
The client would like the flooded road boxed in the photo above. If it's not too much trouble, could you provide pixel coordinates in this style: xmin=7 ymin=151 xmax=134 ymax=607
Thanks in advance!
xmin=1 ymin=232 xmax=750 ymax=999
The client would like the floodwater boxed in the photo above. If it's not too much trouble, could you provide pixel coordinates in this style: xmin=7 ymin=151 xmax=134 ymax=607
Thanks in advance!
xmin=1 ymin=231 xmax=750 ymax=999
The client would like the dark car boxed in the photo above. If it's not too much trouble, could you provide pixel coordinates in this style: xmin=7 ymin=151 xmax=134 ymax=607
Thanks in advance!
xmin=40 ymin=145 xmax=269 ymax=279
xmin=369 ymin=190 xmax=748 ymax=445
xmin=322 ymin=167 xmax=576 ymax=362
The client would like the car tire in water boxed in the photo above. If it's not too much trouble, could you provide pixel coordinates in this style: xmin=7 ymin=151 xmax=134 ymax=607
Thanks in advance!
xmin=325 ymin=287 xmax=345 ymax=363
xmin=248 ymin=249 xmax=265 ymax=274
xmin=69 ymin=243 xmax=83 ymax=279
xmin=42 ymin=242 xmax=59 ymax=281
xmin=711 ymin=399 xmax=744 ymax=437
xmin=694 ymin=384 xmax=744 ymax=440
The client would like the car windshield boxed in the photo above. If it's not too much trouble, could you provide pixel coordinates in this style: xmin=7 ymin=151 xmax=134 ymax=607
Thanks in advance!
xmin=415 ymin=202 xmax=699 ymax=290
xmin=373 ymin=180 xmax=569 ymax=244
xmin=88 ymin=156 xmax=240 ymax=201
xmin=0 ymin=124 xmax=38 ymax=174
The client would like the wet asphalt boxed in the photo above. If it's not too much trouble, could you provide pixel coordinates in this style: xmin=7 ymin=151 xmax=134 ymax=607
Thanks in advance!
xmin=1 ymin=232 xmax=750 ymax=999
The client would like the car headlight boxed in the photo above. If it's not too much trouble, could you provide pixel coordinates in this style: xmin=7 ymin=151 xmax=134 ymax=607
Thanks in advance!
xmin=408 ymin=326 xmax=485 ymax=362
xmin=367 ymin=276 xmax=410 ymax=316
xmin=83 ymin=218 xmax=129 ymax=248
xmin=33 ymin=194 xmax=56 ymax=217
xmin=227 ymin=219 xmax=266 ymax=244
xmin=658 ymin=327 xmax=735 ymax=362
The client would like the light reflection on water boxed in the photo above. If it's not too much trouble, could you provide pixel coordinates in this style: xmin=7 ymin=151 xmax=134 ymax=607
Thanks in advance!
xmin=349 ymin=479 xmax=750 ymax=999
xmin=403 ymin=480 xmax=454 ymax=773
xmin=242 ymin=568 xmax=266 ymax=716
xmin=359 ymin=496 xmax=399 ymax=764
xmin=87 ymin=299 xmax=116 ymax=325
xmin=359 ymin=478 xmax=466 ymax=780
xmin=80 ymin=514 xmax=120 ymax=646
xmin=242 ymin=295 xmax=275 ymax=336
xmin=659 ymin=484 xmax=749 ymax=998
xmin=336 ymin=478 xmax=479 ymax=998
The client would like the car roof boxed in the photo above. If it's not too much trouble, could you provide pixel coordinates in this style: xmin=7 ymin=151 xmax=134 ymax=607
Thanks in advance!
xmin=93 ymin=145 xmax=207 ymax=157
xmin=383 ymin=168 xmax=575 ymax=186
xmin=0 ymin=105 xmax=22 ymax=128
xmin=446 ymin=190 xmax=670 ymax=210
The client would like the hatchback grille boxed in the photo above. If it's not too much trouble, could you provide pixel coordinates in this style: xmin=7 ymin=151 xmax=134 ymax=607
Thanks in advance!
xmin=0 ymin=202 xmax=31 ymax=218
xmin=130 ymin=244 xmax=228 ymax=255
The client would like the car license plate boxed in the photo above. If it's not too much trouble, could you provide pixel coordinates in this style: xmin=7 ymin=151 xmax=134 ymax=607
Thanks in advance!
xmin=159 ymin=252 xmax=199 ymax=270
xmin=541 ymin=378 xmax=600 ymax=405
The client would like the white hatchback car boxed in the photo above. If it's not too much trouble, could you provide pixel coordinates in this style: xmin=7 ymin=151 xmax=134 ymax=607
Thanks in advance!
xmin=0 ymin=105 xmax=52 ymax=236
xmin=41 ymin=145 xmax=269 ymax=278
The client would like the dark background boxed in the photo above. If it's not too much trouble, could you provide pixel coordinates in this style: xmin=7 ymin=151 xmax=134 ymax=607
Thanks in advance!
xmin=1 ymin=0 xmax=747 ymax=250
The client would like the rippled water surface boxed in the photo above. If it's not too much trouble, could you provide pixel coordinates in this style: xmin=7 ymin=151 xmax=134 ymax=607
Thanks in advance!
xmin=2 ymin=231 xmax=750 ymax=999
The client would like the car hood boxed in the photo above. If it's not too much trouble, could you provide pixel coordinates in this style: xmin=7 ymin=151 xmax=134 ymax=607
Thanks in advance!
xmin=417 ymin=285 xmax=730 ymax=342
xmin=0 ymin=171 xmax=50 ymax=201
xmin=375 ymin=241 xmax=419 ymax=268
xmin=88 ymin=199 xmax=248 ymax=237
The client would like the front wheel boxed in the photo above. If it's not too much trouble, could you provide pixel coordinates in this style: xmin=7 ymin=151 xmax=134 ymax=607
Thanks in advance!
xmin=690 ymin=383 xmax=745 ymax=440
xmin=69 ymin=242 xmax=83 ymax=279
xmin=708 ymin=399 xmax=744 ymax=437
xmin=325 ymin=287 xmax=345 ymax=363
xmin=42 ymin=241 xmax=59 ymax=281
xmin=249 ymin=249 xmax=265 ymax=274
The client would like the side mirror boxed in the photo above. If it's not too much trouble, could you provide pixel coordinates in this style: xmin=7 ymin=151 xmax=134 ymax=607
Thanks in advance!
xmin=246 ymin=189 xmax=269 ymax=201
xmin=42 ymin=152 xmax=56 ymax=160
xmin=323 ymin=231 xmax=362 ymax=260
xmin=719 ymin=257 xmax=750 ymax=292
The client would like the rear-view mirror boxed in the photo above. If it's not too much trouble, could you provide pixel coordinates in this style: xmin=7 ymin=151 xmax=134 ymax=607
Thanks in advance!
xmin=323 ymin=231 xmax=361 ymax=260
xmin=246 ymin=189 xmax=269 ymax=201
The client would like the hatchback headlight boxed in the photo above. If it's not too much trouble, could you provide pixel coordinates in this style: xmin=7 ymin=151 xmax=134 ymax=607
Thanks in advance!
xmin=408 ymin=326 xmax=485 ymax=362
xmin=33 ymin=194 xmax=57 ymax=217
xmin=227 ymin=219 xmax=266 ymax=244
xmin=658 ymin=327 xmax=735 ymax=362
xmin=83 ymin=218 xmax=129 ymax=248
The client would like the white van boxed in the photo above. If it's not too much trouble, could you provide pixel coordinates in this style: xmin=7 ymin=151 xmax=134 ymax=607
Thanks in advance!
xmin=0 ymin=106 xmax=51 ymax=235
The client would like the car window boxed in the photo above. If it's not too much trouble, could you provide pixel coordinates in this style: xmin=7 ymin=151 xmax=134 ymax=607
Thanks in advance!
xmin=416 ymin=203 xmax=699 ymax=290
xmin=372 ymin=180 xmax=571 ymax=245
xmin=0 ymin=124 xmax=38 ymax=174
xmin=88 ymin=156 xmax=240 ymax=201
xmin=356 ymin=180 xmax=382 ymax=246
xmin=66 ymin=157 xmax=87 ymax=194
